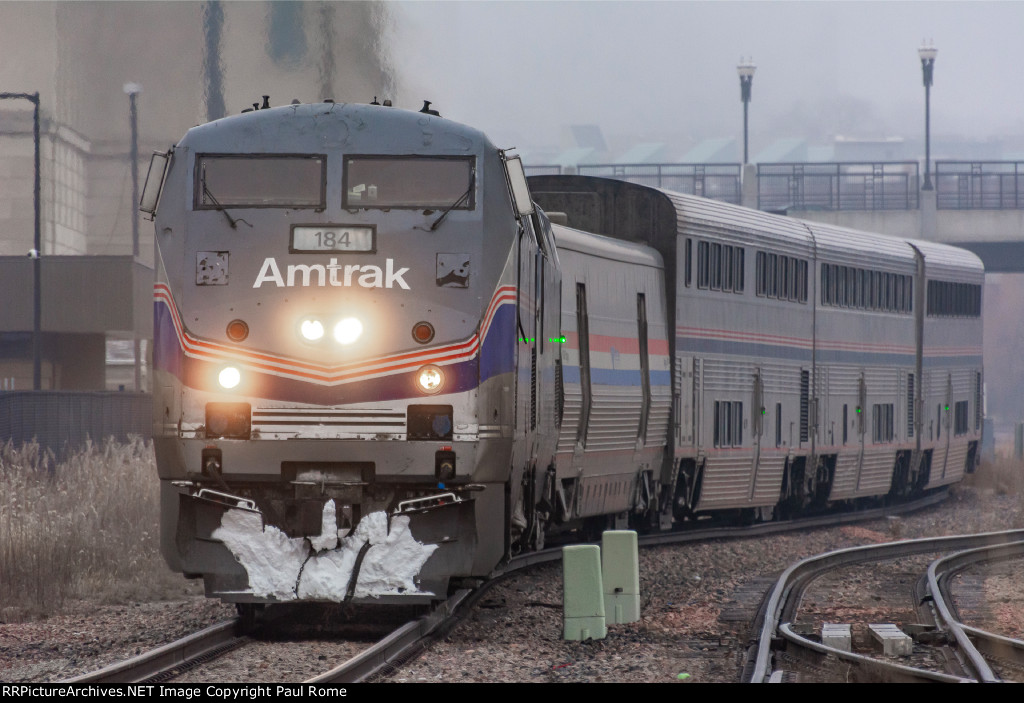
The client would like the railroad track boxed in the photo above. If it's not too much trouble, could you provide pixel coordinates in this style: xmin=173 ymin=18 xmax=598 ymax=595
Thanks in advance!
xmin=928 ymin=539 xmax=1024 ymax=681
xmin=746 ymin=529 xmax=1024 ymax=683
xmin=64 ymin=490 xmax=954 ymax=684
xmin=64 ymin=621 xmax=243 ymax=684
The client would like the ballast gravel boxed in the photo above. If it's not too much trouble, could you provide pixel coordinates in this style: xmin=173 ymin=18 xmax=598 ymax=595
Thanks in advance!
xmin=2 ymin=486 xmax=1021 ymax=684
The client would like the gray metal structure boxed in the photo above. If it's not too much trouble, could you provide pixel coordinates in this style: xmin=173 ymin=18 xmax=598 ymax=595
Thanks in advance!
xmin=143 ymin=104 xmax=982 ymax=608
xmin=0 ymin=391 xmax=151 ymax=460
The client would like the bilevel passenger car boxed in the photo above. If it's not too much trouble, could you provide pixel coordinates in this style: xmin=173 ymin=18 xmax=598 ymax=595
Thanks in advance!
xmin=529 ymin=176 xmax=983 ymax=523
xmin=140 ymin=101 xmax=982 ymax=607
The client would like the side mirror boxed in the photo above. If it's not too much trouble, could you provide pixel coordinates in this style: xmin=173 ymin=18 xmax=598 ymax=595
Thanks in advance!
xmin=504 ymin=154 xmax=535 ymax=217
xmin=139 ymin=150 xmax=171 ymax=219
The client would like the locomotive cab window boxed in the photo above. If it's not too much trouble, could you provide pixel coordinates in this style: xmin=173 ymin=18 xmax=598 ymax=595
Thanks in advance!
xmin=343 ymin=156 xmax=475 ymax=210
xmin=195 ymin=154 xmax=326 ymax=209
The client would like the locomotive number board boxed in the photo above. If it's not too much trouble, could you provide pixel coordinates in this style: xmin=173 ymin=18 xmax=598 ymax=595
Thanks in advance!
xmin=290 ymin=225 xmax=375 ymax=253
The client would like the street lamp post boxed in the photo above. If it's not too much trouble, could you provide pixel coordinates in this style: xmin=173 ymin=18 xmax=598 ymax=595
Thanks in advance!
xmin=737 ymin=59 xmax=756 ymax=165
xmin=0 ymin=92 xmax=42 ymax=390
xmin=124 ymin=83 xmax=141 ymax=260
xmin=124 ymin=83 xmax=142 ymax=391
xmin=919 ymin=43 xmax=937 ymax=191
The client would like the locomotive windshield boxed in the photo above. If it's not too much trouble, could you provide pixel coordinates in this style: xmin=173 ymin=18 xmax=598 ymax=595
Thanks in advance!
xmin=195 ymin=154 xmax=326 ymax=209
xmin=343 ymin=156 xmax=475 ymax=209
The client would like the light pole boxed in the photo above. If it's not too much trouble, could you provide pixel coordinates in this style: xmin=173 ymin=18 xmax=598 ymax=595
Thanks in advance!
xmin=737 ymin=58 xmax=756 ymax=165
xmin=124 ymin=83 xmax=142 ymax=391
xmin=124 ymin=83 xmax=141 ymax=259
xmin=918 ymin=43 xmax=937 ymax=191
xmin=0 ymin=92 xmax=42 ymax=390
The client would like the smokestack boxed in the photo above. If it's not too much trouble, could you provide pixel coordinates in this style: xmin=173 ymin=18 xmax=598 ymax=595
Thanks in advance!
xmin=317 ymin=3 xmax=337 ymax=101
xmin=203 ymin=0 xmax=226 ymax=121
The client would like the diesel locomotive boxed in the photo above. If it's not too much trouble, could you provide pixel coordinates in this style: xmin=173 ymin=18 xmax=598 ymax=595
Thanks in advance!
xmin=141 ymin=100 xmax=982 ymax=605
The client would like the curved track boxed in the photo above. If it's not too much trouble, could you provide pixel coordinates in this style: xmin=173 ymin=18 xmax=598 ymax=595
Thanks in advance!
xmin=748 ymin=530 xmax=1024 ymax=683
xmin=928 ymin=540 xmax=1024 ymax=682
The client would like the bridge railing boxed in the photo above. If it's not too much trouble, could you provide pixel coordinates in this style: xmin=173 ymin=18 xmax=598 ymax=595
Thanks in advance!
xmin=523 ymin=165 xmax=564 ymax=177
xmin=936 ymin=161 xmax=1024 ymax=209
xmin=757 ymin=162 xmax=920 ymax=212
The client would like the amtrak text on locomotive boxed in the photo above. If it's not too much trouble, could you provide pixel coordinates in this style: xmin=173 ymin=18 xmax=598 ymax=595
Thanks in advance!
xmin=253 ymin=257 xmax=410 ymax=289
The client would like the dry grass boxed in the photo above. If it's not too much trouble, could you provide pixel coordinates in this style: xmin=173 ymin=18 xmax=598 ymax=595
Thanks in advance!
xmin=963 ymin=456 xmax=1024 ymax=496
xmin=0 ymin=437 xmax=189 ymax=621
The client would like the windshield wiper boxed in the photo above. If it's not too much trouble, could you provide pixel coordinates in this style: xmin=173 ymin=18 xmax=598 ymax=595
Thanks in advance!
xmin=424 ymin=186 xmax=472 ymax=232
xmin=202 ymin=181 xmax=251 ymax=229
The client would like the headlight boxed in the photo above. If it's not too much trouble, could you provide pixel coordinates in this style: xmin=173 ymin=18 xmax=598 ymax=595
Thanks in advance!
xmin=417 ymin=364 xmax=444 ymax=394
xmin=218 ymin=366 xmax=241 ymax=389
xmin=334 ymin=317 xmax=363 ymax=345
xmin=299 ymin=318 xmax=325 ymax=341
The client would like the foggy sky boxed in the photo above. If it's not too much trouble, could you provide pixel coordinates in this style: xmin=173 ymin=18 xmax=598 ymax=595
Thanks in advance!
xmin=392 ymin=1 xmax=1024 ymax=154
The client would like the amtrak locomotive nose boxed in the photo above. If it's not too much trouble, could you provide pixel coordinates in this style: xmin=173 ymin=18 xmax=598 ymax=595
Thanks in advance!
xmin=147 ymin=99 xmax=551 ymax=604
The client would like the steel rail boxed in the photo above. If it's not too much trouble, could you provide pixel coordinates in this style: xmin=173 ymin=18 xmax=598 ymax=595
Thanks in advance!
xmin=306 ymin=547 xmax=571 ymax=682
xmin=750 ymin=529 xmax=1024 ymax=683
xmin=306 ymin=589 xmax=473 ymax=683
xmin=63 ymin=620 xmax=242 ymax=683
xmin=928 ymin=539 xmax=1024 ymax=682
xmin=776 ymin=623 xmax=970 ymax=683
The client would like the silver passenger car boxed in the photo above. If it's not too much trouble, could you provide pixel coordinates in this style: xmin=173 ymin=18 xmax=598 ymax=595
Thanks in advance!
xmin=530 ymin=176 xmax=982 ymax=523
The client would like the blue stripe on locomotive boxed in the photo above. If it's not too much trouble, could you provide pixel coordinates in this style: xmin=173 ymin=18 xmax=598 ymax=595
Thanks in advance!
xmin=479 ymin=304 xmax=516 ymax=383
xmin=153 ymin=299 xmax=519 ymax=403
xmin=153 ymin=302 xmax=183 ymax=379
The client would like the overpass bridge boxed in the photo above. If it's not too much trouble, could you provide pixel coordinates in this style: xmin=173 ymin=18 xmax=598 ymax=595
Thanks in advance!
xmin=526 ymin=160 xmax=1024 ymax=272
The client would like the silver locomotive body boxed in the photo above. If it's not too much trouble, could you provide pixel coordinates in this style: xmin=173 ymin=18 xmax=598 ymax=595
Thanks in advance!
xmin=150 ymin=103 xmax=555 ymax=602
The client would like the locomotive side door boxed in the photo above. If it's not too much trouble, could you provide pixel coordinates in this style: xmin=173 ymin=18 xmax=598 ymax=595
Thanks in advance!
xmin=532 ymin=211 xmax=562 ymax=468
xmin=502 ymin=154 xmax=546 ymax=549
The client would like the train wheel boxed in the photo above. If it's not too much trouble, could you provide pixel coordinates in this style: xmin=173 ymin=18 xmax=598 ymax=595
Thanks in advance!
xmin=581 ymin=516 xmax=606 ymax=543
